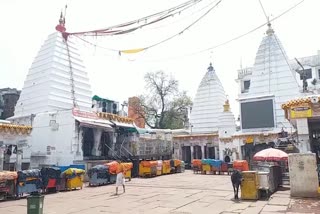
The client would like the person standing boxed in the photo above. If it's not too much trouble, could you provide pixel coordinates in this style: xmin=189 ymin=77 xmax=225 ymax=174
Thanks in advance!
xmin=115 ymin=162 xmax=125 ymax=195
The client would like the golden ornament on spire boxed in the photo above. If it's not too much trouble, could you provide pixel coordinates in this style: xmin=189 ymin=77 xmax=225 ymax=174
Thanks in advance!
xmin=223 ymin=100 xmax=230 ymax=112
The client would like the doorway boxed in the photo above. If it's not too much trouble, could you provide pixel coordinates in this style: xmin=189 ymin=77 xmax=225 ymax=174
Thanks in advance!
xmin=208 ymin=147 xmax=215 ymax=159
xmin=308 ymin=120 xmax=320 ymax=164
xmin=182 ymin=146 xmax=191 ymax=165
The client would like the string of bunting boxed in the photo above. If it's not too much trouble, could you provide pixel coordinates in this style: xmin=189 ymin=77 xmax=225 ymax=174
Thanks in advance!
xmin=72 ymin=0 xmax=222 ymax=56
xmin=71 ymin=0 xmax=303 ymax=60
xmin=65 ymin=0 xmax=204 ymax=37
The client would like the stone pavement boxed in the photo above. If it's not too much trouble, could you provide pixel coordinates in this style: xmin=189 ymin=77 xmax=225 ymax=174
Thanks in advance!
xmin=0 ymin=170 xmax=319 ymax=214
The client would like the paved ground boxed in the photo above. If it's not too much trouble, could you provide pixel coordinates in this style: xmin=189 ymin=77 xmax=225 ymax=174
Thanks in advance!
xmin=0 ymin=170 xmax=319 ymax=214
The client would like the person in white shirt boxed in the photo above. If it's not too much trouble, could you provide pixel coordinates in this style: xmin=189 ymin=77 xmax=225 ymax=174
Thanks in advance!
xmin=115 ymin=163 xmax=125 ymax=195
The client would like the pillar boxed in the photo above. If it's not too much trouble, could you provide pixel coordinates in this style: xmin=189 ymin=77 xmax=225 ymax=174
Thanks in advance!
xmin=296 ymin=118 xmax=311 ymax=153
xmin=77 ymin=128 xmax=83 ymax=156
xmin=215 ymin=147 xmax=219 ymax=160
xmin=16 ymin=145 xmax=22 ymax=171
xmin=201 ymin=145 xmax=205 ymax=159
xmin=190 ymin=145 xmax=194 ymax=160
xmin=0 ymin=148 xmax=4 ymax=171
xmin=92 ymin=129 xmax=102 ymax=156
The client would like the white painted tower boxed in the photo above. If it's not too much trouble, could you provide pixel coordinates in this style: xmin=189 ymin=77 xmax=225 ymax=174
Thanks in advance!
xmin=190 ymin=63 xmax=227 ymax=133
xmin=241 ymin=24 xmax=300 ymax=129
xmin=14 ymin=18 xmax=92 ymax=117
xmin=9 ymin=14 xmax=93 ymax=166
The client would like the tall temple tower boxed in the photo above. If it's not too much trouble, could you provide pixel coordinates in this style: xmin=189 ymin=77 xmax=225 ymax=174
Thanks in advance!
xmin=238 ymin=23 xmax=300 ymax=132
xmin=14 ymin=13 xmax=92 ymax=118
xmin=8 ymin=13 xmax=93 ymax=167
xmin=189 ymin=63 xmax=227 ymax=133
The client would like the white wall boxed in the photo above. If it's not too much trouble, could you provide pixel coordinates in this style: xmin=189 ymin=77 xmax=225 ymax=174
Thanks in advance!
xmin=288 ymin=153 xmax=319 ymax=198
xmin=24 ymin=110 xmax=82 ymax=167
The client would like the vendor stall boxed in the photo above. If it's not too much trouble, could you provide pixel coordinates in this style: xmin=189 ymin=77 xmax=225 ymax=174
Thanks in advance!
xmin=17 ymin=169 xmax=42 ymax=196
xmin=0 ymin=171 xmax=17 ymax=200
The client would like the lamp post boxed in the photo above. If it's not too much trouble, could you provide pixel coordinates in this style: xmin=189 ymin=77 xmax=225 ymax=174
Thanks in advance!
xmin=295 ymin=58 xmax=308 ymax=92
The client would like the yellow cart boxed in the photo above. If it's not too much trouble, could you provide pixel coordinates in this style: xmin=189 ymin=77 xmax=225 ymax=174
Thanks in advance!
xmin=139 ymin=161 xmax=158 ymax=177
xmin=202 ymin=164 xmax=211 ymax=174
xmin=157 ymin=160 xmax=163 ymax=176
xmin=241 ymin=171 xmax=259 ymax=200
xmin=124 ymin=170 xmax=132 ymax=181
xmin=66 ymin=176 xmax=83 ymax=190
xmin=63 ymin=168 xmax=85 ymax=191
xmin=162 ymin=160 xmax=171 ymax=175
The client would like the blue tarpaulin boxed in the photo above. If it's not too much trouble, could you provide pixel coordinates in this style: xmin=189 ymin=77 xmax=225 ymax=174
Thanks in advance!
xmin=201 ymin=159 xmax=223 ymax=168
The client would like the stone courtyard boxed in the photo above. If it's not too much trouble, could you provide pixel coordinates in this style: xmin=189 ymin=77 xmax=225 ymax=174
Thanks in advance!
xmin=0 ymin=170 xmax=319 ymax=214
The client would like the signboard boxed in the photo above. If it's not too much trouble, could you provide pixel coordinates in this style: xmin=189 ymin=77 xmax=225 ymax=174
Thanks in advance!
xmin=72 ymin=108 xmax=98 ymax=119
xmin=246 ymin=137 xmax=254 ymax=144
xmin=290 ymin=104 xmax=312 ymax=119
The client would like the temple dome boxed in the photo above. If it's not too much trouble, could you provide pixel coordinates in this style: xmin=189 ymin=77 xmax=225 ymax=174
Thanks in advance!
xmin=189 ymin=63 xmax=227 ymax=133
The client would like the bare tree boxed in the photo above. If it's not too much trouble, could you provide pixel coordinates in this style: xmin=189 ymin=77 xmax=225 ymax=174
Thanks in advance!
xmin=131 ymin=71 xmax=192 ymax=129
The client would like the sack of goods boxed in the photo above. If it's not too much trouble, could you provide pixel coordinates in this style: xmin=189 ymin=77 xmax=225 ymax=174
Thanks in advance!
xmin=163 ymin=160 xmax=170 ymax=167
xmin=141 ymin=161 xmax=158 ymax=168
xmin=0 ymin=171 xmax=18 ymax=181
xmin=62 ymin=168 xmax=85 ymax=179
xmin=173 ymin=159 xmax=181 ymax=167
xmin=105 ymin=161 xmax=119 ymax=175
xmin=17 ymin=169 xmax=41 ymax=182
xmin=120 ymin=162 xmax=133 ymax=172
xmin=88 ymin=165 xmax=109 ymax=179
xmin=41 ymin=167 xmax=61 ymax=186
xmin=17 ymin=169 xmax=42 ymax=188
xmin=192 ymin=159 xmax=202 ymax=167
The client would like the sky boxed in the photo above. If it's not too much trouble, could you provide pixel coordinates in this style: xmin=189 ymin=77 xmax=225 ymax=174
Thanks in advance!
xmin=1 ymin=0 xmax=320 ymax=118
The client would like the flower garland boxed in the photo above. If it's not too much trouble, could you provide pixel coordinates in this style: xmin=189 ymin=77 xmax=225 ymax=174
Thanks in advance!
xmin=0 ymin=124 xmax=32 ymax=135
xmin=282 ymin=97 xmax=316 ymax=110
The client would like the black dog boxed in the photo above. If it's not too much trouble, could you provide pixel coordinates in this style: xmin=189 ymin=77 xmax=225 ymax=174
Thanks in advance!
xmin=231 ymin=169 xmax=243 ymax=200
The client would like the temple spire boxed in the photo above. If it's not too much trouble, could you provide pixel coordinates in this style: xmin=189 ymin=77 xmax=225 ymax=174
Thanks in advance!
xmin=55 ymin=6 xmax=67 ymax=33
xmin=207 ymin=62 xmax=214 ymax=72
xmin=223 ymin=99 xmax=230 ymax=112
xmin=266 ymin=19 xmax=274 ymax=36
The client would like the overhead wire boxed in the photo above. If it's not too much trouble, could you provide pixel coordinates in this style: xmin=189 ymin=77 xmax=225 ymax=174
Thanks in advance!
xmin=258 ymin=0 xmax=269 ymax=21
xmin=67 ymin=0 xmax=203 ymax=36
xmin=130 ymin=0 xmax=220 ymax=32
xmin=145 ymin=0 xmax=222 ymax=50
xmin=141 ymin=0 xmax=305 ymax=62
xmin=70 ymin=0 xmax=304 ymax=62
xmin=72 ymin=0 xmax=222 ymax=55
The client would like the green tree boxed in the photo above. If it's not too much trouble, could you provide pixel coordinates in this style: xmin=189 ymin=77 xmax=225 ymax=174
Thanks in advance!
xmin=131 ymin=71 xmax=192 ymax=129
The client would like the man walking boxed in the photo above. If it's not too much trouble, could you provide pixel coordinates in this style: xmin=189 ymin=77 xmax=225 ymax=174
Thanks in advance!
xmin=115 ymin=162 xmax=125 ymax=195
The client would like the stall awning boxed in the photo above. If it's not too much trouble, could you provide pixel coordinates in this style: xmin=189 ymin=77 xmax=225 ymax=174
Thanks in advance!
xmin=74 ymin=116 xmax=113 ymax=131
xmin=111 ymin=121 xmax=135 ymax=128
xmin=111 ymin=121 xmax=138 ymax=132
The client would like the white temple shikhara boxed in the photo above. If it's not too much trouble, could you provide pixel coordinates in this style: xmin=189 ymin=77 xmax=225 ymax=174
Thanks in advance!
xmin=174 ymin=23 xmax=314 ymax=164
xmin=242 ymin=23 xmax=300 ymax=129
xmin=173 ymin=63 xmax=237 ymax=163
xmin=234 ymin=23 xmax=304 ymax=160
xmin=189 ymin=63 xmax=228 ymax=133
xmin=14 ymin=32 xmax=93 ymax=117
